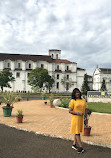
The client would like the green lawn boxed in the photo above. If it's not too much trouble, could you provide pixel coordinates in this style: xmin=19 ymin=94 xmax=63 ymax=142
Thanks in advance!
xmin=59 ymin=99 xmax=111 ymax=114
xmin=87 ymin=102 xmax=111 ymax=114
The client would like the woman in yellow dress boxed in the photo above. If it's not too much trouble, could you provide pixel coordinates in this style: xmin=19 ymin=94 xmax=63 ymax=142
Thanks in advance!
xmin=69 ymin=88 xmax=88 ymax=153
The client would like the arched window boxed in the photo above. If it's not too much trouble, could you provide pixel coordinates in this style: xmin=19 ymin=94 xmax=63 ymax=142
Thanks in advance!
xmin=29 ymin=64 xmax=31 ymax=68
xmin=7 ymin=63 xmax=10 ymax=68
xmin=57 ymin=65 xmax=59 ymax=70
xmin=66 ymin=82 xmax=69 ymax=90
xmin=41 ymin=64 xmax=44 ymax=68
xmin=57 ymin=74 xmax=59 ymax=79
xmin=56 ymin=82 xmax=59 ymax=89
xmin=18 ymin=63 xmax=21 ymax=68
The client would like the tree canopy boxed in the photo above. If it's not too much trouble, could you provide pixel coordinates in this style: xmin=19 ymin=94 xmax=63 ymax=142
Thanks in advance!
xmin=81 ymin=73 xmax=90 ymax=95
xmin=0 ymin=70 xmax=15 ymax=92
xmin=45 ymin=75 xmax=54 ymax=93
xmin=28 ymin=67 xmax=54 ymax=92
xmin=101 ymin=78 xmax=107 ymax=91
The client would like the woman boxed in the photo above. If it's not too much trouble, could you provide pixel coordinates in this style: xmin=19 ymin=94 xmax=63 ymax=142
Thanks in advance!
xmin=69 ymin=88 xmax=88 ymax=153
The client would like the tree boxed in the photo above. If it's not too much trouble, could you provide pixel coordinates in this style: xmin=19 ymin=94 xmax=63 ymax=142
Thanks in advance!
xmin=28 ymin=67 xmax=54 ymax=92
xmin=81 ymin=74 xmax=90 ymax=95
xmin=61 ymin=76 xmax=73 ymax=91
xmin=0 ymin=70 xmax=15 ymax=92
xmin=31 ymin=86 xmax=42 ymax=93
xmin=45 ymin=75 xmax=54 ymax=93
xmin=101 ymin=78 xmax=107 ymax=91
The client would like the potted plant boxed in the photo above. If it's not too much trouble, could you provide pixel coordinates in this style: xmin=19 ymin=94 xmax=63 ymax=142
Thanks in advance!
xmin=15 ymin=96 xmax=22 ymax=102
xmin=49 ymin=93 xmax=54 ymax=108
xmin=84 ymin=108 xmax=92 ymax=136
xmin=1 ymin=92 xmax=20 ymax=117
xmin=41 ymin=92 xmax=46 ymax=100
xmin=16 ymin=109 xmax=23 ymax=123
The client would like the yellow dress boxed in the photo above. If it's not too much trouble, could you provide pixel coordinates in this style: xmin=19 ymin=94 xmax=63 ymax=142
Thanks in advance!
xmin=70 ymin=98 xmax=88 ymax=135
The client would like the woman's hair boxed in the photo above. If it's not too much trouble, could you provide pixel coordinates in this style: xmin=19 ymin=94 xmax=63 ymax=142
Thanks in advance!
xmin=71 ymin=88 xmax=82 ymax=100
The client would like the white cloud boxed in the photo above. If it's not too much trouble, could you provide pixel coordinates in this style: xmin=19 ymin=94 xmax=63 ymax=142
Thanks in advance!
xmin=0 ymin=0 xmax=111 ymax=75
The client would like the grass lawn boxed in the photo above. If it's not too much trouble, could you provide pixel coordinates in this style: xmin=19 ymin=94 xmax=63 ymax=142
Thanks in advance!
xmin=87 ymin=102 xmax=111 ymax=114
xmin=60 ymin=99 xmax=111 ymax=114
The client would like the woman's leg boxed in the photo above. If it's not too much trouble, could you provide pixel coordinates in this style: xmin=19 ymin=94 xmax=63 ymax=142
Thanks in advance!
xmin=73 ymin=134 xmax=77 ymax=145
xmin=75 ymin=134 xmax=82 ymax=147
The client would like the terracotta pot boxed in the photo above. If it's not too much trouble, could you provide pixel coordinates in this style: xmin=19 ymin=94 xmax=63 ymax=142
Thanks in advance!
xmin=84 ymin=126 xmax=91 ymax=136
xmin=16 ymin=115 xmax=23 ymax=123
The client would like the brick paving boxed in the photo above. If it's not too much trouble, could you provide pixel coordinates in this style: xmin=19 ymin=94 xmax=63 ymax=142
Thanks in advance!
xmin=0 ymin=100 xmax=111 ymax=148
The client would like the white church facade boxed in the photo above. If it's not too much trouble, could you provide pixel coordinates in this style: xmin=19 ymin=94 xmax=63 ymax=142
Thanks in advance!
xmin=93 ymin=67 xmax=111 ymax=91
xmin=0 ymin=49 xmax=86 ymax=93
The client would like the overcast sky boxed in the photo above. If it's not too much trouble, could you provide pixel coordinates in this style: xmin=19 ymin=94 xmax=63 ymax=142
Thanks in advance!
xmin=0 ymin=0 xmax=111 ymax=75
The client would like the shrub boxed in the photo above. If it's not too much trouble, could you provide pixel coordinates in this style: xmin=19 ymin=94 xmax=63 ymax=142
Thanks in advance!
xmin=16 ymin=109 xmax=23 ymax=116
xmin=2 ymin=92 xmax=18 ymax=107
xmin=60 ymin=98 xmax=70 ymax=108
xmin=49 ymin=93 xmax=54 ymax=104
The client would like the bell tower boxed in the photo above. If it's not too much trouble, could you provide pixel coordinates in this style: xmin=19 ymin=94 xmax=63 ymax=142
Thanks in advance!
xmin=49 ymin=49 xmax=61 ymax=59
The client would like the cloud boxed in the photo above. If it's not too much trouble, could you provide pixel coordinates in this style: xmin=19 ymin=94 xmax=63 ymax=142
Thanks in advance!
xmin=0 ymin=0 xmax=111 ymax=75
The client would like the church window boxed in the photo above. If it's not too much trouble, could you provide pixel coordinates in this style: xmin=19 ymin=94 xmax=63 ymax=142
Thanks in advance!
xmin=56 ymin=54 xmax=58 ymax=59
xmin=41 ymin=64 xmax=44 ymax=68
xmin=67 ymin=66 xmax=69 ymax=70
xmin=18 ymin=63 xmax=21 ymax=68
xmin=16 ymin=72 xmax=20 ymax=78
xmin=57 ymin=65 xmax=59 ymax=70
xmin=67 ymin=75 xmax=69 ymax=80
xmin=29 ymin=64 xmax=31 ymax=68
xmin=56 ymin=82 xmax=59 ymax=89
xmin=7 ymin=63 xmax=10 ymax=67
xmin=57 ymin=74 xmax=59 ymax=79
xmin=27 ymin=73 xmax=30 ymax=77
xmin=66 ymin=82 xmax=69 ymax=90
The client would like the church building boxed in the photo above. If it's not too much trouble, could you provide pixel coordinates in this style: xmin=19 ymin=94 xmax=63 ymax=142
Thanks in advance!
xmin=0 ymin=49 xmax=86 ymax=93
xmin=93 ymin=67 xmax=111 ymax=91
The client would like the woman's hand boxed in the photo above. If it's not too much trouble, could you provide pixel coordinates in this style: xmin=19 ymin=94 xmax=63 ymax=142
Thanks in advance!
xmin=77 ymin=112 xmax=85 ymax=116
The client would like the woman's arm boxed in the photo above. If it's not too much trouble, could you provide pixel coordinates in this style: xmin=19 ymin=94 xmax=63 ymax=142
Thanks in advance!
xmin=69 ymin=108 xmax=84 ymax=116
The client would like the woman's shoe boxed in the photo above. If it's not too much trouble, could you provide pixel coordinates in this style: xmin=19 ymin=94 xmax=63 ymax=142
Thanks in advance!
xmin=72 ymin=144 xmax=78 ymax=150
xmin=77 ymin=147 xmax=84 ymax=153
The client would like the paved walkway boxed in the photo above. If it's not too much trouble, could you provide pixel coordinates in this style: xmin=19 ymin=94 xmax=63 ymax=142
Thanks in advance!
xmin=0 ymin=123 xmax=111 ymax=158
xmin=0 ymin=100 xmax=111 ymax=149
